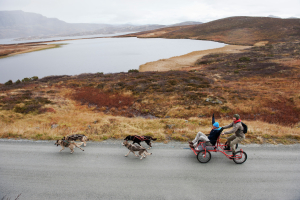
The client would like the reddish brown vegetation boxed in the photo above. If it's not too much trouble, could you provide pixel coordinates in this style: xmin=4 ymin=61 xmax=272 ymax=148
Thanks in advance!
xmin=71 ymin=87 xmax=135 ymax=109
xmin=39 ymin=107 xmax=56 ymax=113
xmin=213 ymin=98 xmax=300 ymax=126
xmin=261 ymin=99 xmax=300 ymax=126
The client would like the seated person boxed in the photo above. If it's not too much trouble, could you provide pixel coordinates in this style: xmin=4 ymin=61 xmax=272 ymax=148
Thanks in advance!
xmin=189 ymin=114 xmax=223 ymax=149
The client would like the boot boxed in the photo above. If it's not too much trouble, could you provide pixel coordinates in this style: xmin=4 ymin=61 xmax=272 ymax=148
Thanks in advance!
xmin=224 ymin=145 xmax=230 ymax=150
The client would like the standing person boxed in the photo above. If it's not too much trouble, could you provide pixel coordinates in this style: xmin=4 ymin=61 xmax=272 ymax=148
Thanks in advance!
xmin=222 ymin=114 xmax=245 ymax=156
xmin=189 ymin=114 xmax=223 ymax=149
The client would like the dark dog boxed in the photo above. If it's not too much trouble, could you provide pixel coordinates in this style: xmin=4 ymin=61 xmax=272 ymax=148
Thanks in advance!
xmin=122 ymin=141 xmax=152 ymax=160
xmin=63 ymin=134 xmax=88 ymax=147
xmin=124 ymin=135 xmax=157 ymax=149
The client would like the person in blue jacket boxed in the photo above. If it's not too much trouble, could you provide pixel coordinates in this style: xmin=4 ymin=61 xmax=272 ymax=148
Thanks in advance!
xmin=189 ymin=114 xmax=223 ymax=149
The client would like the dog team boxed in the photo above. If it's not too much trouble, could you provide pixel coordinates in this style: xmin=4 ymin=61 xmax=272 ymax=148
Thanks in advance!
xmin=55 ymin=114 xmax=246 ymax=160
xmin=55 ymin=134 xmax=156 ymax=160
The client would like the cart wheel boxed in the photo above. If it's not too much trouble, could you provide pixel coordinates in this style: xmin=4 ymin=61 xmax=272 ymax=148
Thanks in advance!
xmin=197 ymin=150 xmax=211 ymax=163
xmin=233 ymin=151 xmax=247 ymax=164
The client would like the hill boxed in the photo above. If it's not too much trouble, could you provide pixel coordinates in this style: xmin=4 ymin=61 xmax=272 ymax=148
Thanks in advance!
xmin=124 ymin=16 xmax=300 ymax=45
xmin=0 ymin=10 xmax=111 ymax=39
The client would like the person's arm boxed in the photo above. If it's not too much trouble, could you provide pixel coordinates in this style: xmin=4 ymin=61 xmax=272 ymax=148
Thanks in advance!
xmin=212 ymin=114 xmax=215 ymax=126
xmin=222 ymin=122 xmax=233 ymax=129
xmin=221 ymin=122 xmax=234 ymax=135
xmin=224 ymin=124 xmax=239 ymax=134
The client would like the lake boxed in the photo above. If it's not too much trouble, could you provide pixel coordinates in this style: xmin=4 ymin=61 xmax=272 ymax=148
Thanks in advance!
xmin=0 ymin=37 xmax=225 ymax=83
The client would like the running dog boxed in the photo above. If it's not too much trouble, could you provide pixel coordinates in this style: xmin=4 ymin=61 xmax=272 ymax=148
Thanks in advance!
xmin=124 ymin=135 xmax=157 ymax=149
xmin=55 ymin=140 xmax=84 ymax=153
xmin=122 ymin=141 xmax=152 ymax=160
xmin=63 ymin=134 xmax=88 ymax=147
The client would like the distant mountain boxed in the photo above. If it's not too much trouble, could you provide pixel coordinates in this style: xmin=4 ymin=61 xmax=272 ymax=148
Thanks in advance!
xmin=268 ymin=15 xmax=281 ymax=18
xmin=0 ymin=10 xmax=113 ymax=39
xmin=0 ymin=10 xmax=201 ymax=39
xmin=268 ymin=15 xmax=299 ymax=19
xmin=168 ymin=21 xmax=202 ymax=27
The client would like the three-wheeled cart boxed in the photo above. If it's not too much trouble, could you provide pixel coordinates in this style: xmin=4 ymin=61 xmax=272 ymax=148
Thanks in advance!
xmin=191 ymin=137 xmax=247 ymax=164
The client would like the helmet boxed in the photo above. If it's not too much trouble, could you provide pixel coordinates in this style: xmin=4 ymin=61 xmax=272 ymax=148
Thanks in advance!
xmin=213 ymin=122 xmax=219 ymax=128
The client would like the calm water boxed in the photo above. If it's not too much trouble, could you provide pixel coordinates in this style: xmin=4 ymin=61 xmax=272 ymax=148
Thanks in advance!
xmin=0 ymin=37 xmax=225 ymax=83
xmin=0 ymin=33 xmax=134 ymax=44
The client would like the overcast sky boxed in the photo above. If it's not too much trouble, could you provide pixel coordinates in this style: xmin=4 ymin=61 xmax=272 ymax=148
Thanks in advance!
xmin=0 ymin=0 xmax=299 ymax=25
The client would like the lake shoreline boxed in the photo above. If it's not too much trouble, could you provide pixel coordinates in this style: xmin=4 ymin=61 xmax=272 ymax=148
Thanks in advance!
xmin=0 ymin=35 xmax=117 ymax=59
xmin=139 ymin=44 xmax=252 ymax=72
xmin=0 ymin=37 xmax=226 ymax=83
xmin=0 ymin=37 xmax=251 ymax=74
xmin=0 ymin=37 xmax=98 ymax=59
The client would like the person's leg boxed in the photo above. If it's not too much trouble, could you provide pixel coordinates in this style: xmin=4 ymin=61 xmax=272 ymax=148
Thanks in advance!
xmin=192 ymin=132 xmax=205 ymax=143
xmin=224 ymin=135 xmax=236 ymax=150
xmin=192 ymin=132 xmax=209 ymax=147
xmin=230 ymin=136 xmax=244 ymax=154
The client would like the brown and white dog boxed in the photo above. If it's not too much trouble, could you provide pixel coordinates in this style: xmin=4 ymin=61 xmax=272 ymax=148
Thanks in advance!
xmin=63 ymin=134 xmax=88 ymax=147
xmin=55 ymin=140 xmax=84 ymax=153
xmin=122 ymin=141 xmax=152 ymax=160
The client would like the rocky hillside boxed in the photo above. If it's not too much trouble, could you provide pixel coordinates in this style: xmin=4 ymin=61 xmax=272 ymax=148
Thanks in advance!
xmin=124 ymin=16 xmax=300 ymax=45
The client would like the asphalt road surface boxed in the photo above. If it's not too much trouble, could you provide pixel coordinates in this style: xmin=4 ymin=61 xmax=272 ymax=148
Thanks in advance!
xmin=1 ymin=139 xmax=300 ymax=200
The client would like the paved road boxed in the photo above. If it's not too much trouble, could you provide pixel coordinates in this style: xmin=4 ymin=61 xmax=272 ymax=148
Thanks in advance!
xmin=1 ymin=139 xmax=300 ymax=200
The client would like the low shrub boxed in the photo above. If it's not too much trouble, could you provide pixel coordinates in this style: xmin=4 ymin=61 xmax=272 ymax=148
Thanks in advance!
xmin=128 ymin=69 xmax=139 ymax=73
xmin=31 ymin=76 xmax=38 ymax=81
xmin=4 ymin=80 xmax=13 ymax=85
xmin=168 ymin=79 xmax=177 ymax=85
xmin=239 ymin=57 xmax=251 ymax=62
xmin=22 ymin=77 xmax=31 ymax=82
xmin=195 ymin=59 xmax=213 ymax=65
xmin=14 ymin=104 xmax=42 ymax=114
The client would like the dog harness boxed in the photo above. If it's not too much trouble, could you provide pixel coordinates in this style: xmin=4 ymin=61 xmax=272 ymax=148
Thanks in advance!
xmin=133 ymin=135 xmax=147 ymax=141
xmin=62 ymin=140 xmax=70 ymax=147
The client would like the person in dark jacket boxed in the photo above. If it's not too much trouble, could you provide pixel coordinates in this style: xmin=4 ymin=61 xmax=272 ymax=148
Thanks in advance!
xmin=189 ymin=114 xmax=223 ymax=148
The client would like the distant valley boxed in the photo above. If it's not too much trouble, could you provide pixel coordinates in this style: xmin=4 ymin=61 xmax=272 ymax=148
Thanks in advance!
xmin=0 ymin=10 xmax=202 ymax=40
